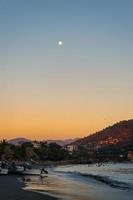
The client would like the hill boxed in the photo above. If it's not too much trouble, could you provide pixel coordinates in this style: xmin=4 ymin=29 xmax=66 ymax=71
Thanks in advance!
xmin=44 ymin=138 xmax=78 ymax=147
xmin=8 ymin=137 xmax=31 ymax=145
xmin=73 ymin=120 xmax=133 ymax=159
xmin=74 ymin=120 xmax=133 ymax=148
xmin=8 ymin=137 xmax=78 ymax=147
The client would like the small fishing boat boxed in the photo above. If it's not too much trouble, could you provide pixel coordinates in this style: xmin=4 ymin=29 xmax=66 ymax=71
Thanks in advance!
xmin=0 ymin=161 xmax=8 ymax=175
xmin=8 ymin=161 xmax=25 ymax=174
xmin=8 ymin=165 xmax=25 ymax=174
xmin=21 ymin=168 xmax=48 ymax=176
xmin=0 ymin=167 xmax=8 ymax=175
xmin=7 ymin=161 xmax=48 ymax=176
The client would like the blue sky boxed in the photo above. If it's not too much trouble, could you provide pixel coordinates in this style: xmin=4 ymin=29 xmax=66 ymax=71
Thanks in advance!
xmin=0 ymin=0 xmax=133 ymax=139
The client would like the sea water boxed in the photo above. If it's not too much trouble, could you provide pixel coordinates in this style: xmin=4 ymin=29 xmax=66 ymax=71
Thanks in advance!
xmin=24 ymin=163 xmax=133 ymax=200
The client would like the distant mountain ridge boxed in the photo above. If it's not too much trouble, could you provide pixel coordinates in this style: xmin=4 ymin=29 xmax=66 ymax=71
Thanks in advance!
xmin=8 ymin=137 xmax=31 ymax=145
xmin=8 ymin=137 xmax=78 ymax=147
xmin=7 ymin=120 xmax=133 ymax=151
xmin=44 ymin=139 xmax=78 ymax=146
xmin=73 ymin=120 xmax=133 ymax=151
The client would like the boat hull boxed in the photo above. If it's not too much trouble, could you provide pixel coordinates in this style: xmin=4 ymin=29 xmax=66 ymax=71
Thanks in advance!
xmin=8 ymin=166 xmax=25 ymax=174
xmin=21 ymin=169 xmax=42 ymax=175
xmin=0 ymin=168 xmax=8 ymax=175
xmin=21 ymin=169 xmax=48 ymax=176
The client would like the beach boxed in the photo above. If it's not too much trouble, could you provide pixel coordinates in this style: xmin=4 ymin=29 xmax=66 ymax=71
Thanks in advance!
xmin=0 ymin=175 xmax=58 ymax=200
xmin=0 ymin=163 xmax=133 ymax=200
xmin=24 ymin=163 xmax=133 ymax=200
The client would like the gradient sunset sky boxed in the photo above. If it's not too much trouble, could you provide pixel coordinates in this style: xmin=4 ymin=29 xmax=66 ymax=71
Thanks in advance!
xmin=0 ymin=0 xmax=133 ymax=140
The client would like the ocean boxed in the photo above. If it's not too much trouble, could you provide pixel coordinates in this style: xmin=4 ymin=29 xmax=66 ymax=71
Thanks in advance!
xmin=24 ymin=163 xmax=133 ymax=200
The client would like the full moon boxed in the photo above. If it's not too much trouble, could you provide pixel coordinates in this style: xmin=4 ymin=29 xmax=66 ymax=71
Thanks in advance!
xmin=58 ymin=41 xmax=63 ymax=46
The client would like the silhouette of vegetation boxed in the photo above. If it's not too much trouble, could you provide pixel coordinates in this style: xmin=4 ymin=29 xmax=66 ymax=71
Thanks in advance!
xmin=0 ymin=120 xmax=133 ymax=163
xmin=0 ymin=141 xmax=69 ymax=161
xmin=0 ymin=139 xmax=8 ymax=157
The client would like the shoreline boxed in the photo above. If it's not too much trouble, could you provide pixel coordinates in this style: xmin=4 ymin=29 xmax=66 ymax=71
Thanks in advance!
xmin=1 ymin=163 xmax=133 ymax=200
xmin=0 ymin=175 xmax=59 ymax=200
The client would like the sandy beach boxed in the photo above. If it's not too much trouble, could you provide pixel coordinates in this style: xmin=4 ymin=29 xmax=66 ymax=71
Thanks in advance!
xmin=0 ymin=175 xmax=58 ymax=200
xmin=22 ymin=164 xmax=133 ymax=200
xmin=0 ymin=164 xmax=133 ymax=200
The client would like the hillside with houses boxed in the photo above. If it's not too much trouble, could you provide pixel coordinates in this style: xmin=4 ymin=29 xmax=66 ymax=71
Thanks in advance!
xmin=67 ymin=120 xmax=133 ymax=163
xmin=0 ymin=120 xmax=133 ymax=163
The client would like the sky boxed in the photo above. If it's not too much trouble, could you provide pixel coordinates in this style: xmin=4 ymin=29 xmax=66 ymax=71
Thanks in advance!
xmin=0 ymin=0 xmax=133 ymax=140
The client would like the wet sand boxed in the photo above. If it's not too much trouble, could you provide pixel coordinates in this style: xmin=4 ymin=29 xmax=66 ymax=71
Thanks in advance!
xmin=24 ymin=172 xmax=133 ymax=200
xmin=0 ymin=175 xmax=58 ymax=200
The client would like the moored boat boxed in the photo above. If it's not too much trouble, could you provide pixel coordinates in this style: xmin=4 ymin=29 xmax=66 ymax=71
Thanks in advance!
xmin=0 ymin=167 xmax=8 ymax=175
xmin=8 ymin=162 xmax=48 ymax=176
xmin=8 ymin=165 xmax=25 ymax=174
xmin=21 ymin=168 xmax=48 ymax=176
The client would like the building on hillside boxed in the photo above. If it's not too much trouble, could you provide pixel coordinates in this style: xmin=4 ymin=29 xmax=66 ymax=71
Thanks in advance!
xmin=32 ymin=141 xmax=41 ymax=148
xmin=66 ymin=144 xmax=77 ymax=153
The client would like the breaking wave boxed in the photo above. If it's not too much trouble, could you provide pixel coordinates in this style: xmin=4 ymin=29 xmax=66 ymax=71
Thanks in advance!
xmin=53 ymin=167 xmax=133 ymax=192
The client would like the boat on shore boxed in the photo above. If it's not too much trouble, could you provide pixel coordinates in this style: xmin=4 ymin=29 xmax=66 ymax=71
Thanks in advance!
xmin=21 ymin=168 xmax=48 ymax=176
xmin=0 ymin=167 xmax=8 ymax=175
xmin=0 ymin=161 xmax=8 ymax=175
xmin=9 ymin=164 xmax=48 ymax=176
xmin=0 ymin=161 xmax=48 ymax=176
xmin=8 ymin=165 xmax=25 ymax=174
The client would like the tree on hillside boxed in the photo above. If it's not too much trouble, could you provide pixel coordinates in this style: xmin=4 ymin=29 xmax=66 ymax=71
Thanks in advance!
xmin=0 ymin=139 xmax=8 ymax=158
xmin=47 ymin=143 xmax=69 ymax=161
xmin=11 ymin=145 xmax=26 ymax=159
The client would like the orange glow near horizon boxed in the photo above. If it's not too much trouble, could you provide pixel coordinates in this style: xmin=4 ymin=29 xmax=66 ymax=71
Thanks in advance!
xmin=0 ymin=95 xmax=133 ymax=140
xmin=1 ymin=72 xmax=133 ymax=140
